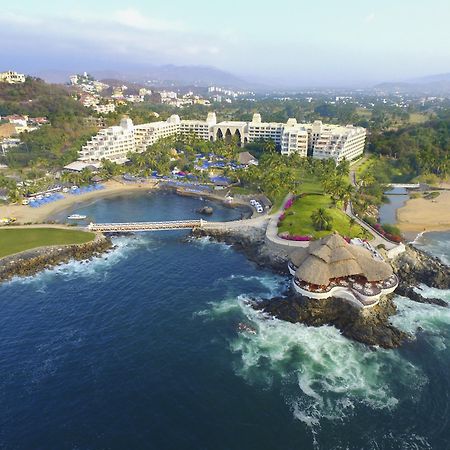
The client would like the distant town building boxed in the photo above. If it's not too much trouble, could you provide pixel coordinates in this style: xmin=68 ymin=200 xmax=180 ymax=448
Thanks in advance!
xmin=92 ymin=103 xmax=116 ymax=114
xmin=0 ymin=71 xmax=26 ymax=84
xmin=77 ymin=113 xmax=366 ymax=164
xmin=0 ymin=138 xmax=21 ymax=155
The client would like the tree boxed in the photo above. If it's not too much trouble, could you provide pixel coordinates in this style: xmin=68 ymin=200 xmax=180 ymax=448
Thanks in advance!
xmin=336 ymin=158 xmax=350 ymax=178
xmin=349 ymin=217 xmax=356 ymax=231
xmin=311 ymin=208 xmax=333 ymax=231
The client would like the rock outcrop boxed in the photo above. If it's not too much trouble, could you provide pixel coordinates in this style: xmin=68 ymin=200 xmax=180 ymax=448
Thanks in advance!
xmin=197 ymin=206 xmax=214 ymax=215
xmin=0 ymin=234 xmax=113 ymax=283
xmin=255 ymin=291 xmax=409 ymax=349
xmin=391 ymin=244 xmax=449 ymax=290
xmin=192 ymin=224 xmax=449 ymax=349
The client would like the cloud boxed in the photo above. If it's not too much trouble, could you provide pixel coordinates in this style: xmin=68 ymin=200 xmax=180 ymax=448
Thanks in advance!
xmin=113 ymin=8 xmax=184 ymax=32
xmin=0 ymin=11 xmax=42 ymax=26
xmin=364 ymin=12 xmax=376 ymax=23
xmin=0 ymin=8 xmax=226 ymax=68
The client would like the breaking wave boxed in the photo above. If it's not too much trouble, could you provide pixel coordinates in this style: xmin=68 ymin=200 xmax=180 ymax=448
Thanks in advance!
xmin=204 ymin=295 xmax=427 ymax=433
xmin=2 ymin=235 xmax=151 ymax=287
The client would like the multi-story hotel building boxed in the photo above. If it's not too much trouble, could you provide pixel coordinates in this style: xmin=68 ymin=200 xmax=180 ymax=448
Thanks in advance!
xmin=78 ymin=113 xmax=366 ymax=164
xmin=79 ymin=117 xmax=135 ymax=164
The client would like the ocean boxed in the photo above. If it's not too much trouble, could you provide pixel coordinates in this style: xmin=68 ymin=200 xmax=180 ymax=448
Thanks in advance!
xmin=0 ymin=192 xmax=449 ymax=450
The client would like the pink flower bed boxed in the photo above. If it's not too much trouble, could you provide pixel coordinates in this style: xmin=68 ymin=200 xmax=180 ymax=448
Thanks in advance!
xmin=284 ymin=198 xmax=294 ymax=210
xmin=278 ymin=234 xmax=312 ymax=241
xmin=373 ymin=223 xmax=402 ymax=243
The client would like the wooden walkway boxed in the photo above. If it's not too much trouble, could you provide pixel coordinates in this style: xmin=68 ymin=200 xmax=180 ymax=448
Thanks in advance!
xmin=87 ymin=219 xmax=205 ymax=233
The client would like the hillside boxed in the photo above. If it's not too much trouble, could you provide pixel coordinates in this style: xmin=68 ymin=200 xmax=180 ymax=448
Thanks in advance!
xmin=0 ymin=78 xmax=95 ymax=168
xmin=0 ymin=78 xmax=87 ymax=120
xmin=36 ymin=64 xmax=250 ymax=89
xmin=375 ymin=73 xmax=450 ymax=94
xmin=368 ymin=117 xmax=450 ymax=181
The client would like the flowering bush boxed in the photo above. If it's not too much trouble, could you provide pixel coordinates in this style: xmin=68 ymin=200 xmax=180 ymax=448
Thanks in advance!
xmin=284 ymin=198 xmax=294 ymax=210
xmin=373 ymin=223 xmax=402 ymax=242
xmin=278 ymin=234 xmax=312 ymax=241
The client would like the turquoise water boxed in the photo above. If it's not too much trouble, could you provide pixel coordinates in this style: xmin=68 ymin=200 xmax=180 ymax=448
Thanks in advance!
xmin=0 ymin=193 xmax=449 ymax=449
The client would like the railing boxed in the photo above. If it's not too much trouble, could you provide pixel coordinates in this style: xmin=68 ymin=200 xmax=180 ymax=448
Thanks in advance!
xmin=387 ymin=183 xmax=420 ymax=189
xmin=88 ymin=219 xmax=205 ymax=232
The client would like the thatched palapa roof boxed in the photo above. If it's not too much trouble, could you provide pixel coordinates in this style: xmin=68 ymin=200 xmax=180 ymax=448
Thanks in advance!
xmin=291 ymin=233 xmax=393 ymax=286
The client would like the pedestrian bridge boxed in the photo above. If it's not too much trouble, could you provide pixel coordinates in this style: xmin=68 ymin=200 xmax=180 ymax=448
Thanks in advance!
xmin=387 ymin=183 xmax=420 ymax=189
xmin=87 ymin=219 xmax=205 ymax=233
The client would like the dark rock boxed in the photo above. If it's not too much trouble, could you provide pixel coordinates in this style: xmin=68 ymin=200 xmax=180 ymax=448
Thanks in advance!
xmin=392 ymin=244 xmax=450 ymax=291
xmin=255 ymin=291 xmax=410 ymax=349
xmin=197 ymin=206 xmax=214 ymax=215
xmin=395 ymin=285 xmax=447 ymax=307
xmin=0 ymin=235 xmax=113 ymax=284
xmin=191 ymin=225 xmax=450 ymax=349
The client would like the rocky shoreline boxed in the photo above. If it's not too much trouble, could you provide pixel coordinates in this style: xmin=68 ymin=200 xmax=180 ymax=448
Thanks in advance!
xmin=192 ymin=224 xmax=449 ymax=349
xmin=0 ymin=233 xmax=113 ymax=284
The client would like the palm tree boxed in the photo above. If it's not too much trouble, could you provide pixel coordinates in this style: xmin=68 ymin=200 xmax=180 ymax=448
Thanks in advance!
xmin=339 ymin=184 xmax=355 ymax=210
xmin=336 ymin=159 xmax=350 ymax=178
xmin=311 ymin=208 xmax=333 ymax=231
xmin=264 ymin=139 xmax=276 ymax=154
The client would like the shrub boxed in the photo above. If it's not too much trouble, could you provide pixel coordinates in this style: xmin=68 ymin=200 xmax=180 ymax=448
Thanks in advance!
xmin=363 ymin=215 xmax=376 ymax=227
xmin=381 ymin=223 xmax=401 ymax=236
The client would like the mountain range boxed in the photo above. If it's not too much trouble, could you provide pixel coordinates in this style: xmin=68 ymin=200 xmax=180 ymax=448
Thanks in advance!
xmin=375 ymin=73 xmax=450 ymax=95
xmin=35 ymin=64 xmax=251 ymax=89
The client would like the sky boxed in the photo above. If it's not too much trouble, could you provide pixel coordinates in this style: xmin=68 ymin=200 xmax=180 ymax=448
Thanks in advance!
xmin=1 ymin=0 xmax=450 ymax=87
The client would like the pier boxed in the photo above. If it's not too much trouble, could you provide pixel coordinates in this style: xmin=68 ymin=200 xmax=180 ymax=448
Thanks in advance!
xmin=88 ymin=219 xmax=205 ymax=233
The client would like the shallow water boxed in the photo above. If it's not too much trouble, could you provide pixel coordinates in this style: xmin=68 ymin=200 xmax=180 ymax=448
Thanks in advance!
xmin=0 ymin=193 xmax=449 ymax=449
xmin=379 ymin=188 xmax=410 ymax=225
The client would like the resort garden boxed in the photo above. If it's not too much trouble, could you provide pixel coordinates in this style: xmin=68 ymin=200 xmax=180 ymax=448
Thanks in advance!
xmin=277 ymin=194 xmax=371 ymax=240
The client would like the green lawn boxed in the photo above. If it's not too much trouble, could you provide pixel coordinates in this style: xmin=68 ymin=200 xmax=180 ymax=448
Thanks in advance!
xmin=278 ymin=194 xmax=371 ymax=239
xmin=297 ymin=176 xmax=323 ymax=194
xmin=0 ymin=228 xmax=95 ymax=258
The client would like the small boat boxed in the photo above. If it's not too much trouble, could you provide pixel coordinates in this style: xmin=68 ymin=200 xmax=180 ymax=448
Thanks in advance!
xmin=67 ymin=214 xmax=87 ymax=220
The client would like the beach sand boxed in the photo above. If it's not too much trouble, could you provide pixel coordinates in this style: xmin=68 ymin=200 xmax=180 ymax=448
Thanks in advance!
xmin=397 ymin=190 xmax=450 ymax=238
xmin=0 ymin=180 xmax=159 ymax=223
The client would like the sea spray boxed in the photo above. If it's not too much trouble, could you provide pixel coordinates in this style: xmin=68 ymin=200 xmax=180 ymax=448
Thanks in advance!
xmin=203 ymin=295 xmax=427 ymax=431
xmin=2 ymin=235 xmax=149 ymax=287
xmin=392 ymin=293 xmax=450 ymax=338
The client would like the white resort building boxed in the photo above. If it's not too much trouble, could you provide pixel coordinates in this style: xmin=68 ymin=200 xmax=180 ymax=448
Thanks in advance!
xmin=77 ymin=113 xmax=366 ymax=165
xmin=79 ymin=117 xmax=136 ymax=164
xmin=288 ymin=234 xmax=398 ymax=309
xmin=0 ymin=71 xmax=26 ymax=84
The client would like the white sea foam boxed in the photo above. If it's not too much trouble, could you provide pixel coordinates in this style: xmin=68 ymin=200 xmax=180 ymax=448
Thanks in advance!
xmin=215 ymin=273 xmax=288 ymax=296
xmin=413 ymin=232 xmax=450 ymax=265
xmin=189 ymin=235 xmax=233 ymax=252
xmin=392 ymin=294 xmax=450 ymax=340
xmin=206 ymin=295 xmax=427 ymax=431
xmin=408 ymin=230 xmax=425 ymax=245
xmin=3 ymin=235 xmax=150 ymax=287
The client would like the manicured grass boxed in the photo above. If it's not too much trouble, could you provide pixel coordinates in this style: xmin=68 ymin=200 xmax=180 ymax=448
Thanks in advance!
xmin=298 ymin=176 xmax=323 ymax=194
xmin=354 ymin=155 xmax=375 ymax=178
xmin=230 ymin=186 xmax=255 ymax=196
xmin=0 ymin=228 xmax=95 ymax=258
xmin=278 ymin=194 xmax=371 ymax=239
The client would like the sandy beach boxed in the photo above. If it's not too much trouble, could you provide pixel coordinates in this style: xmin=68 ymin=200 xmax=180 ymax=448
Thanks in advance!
xmin=397 ymin=189 xmax=450 ymax=237
xmin=0 ymin=179 xmax=254 ymax=224
xmin=0 ymin=180 xmax=159 ymax=223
